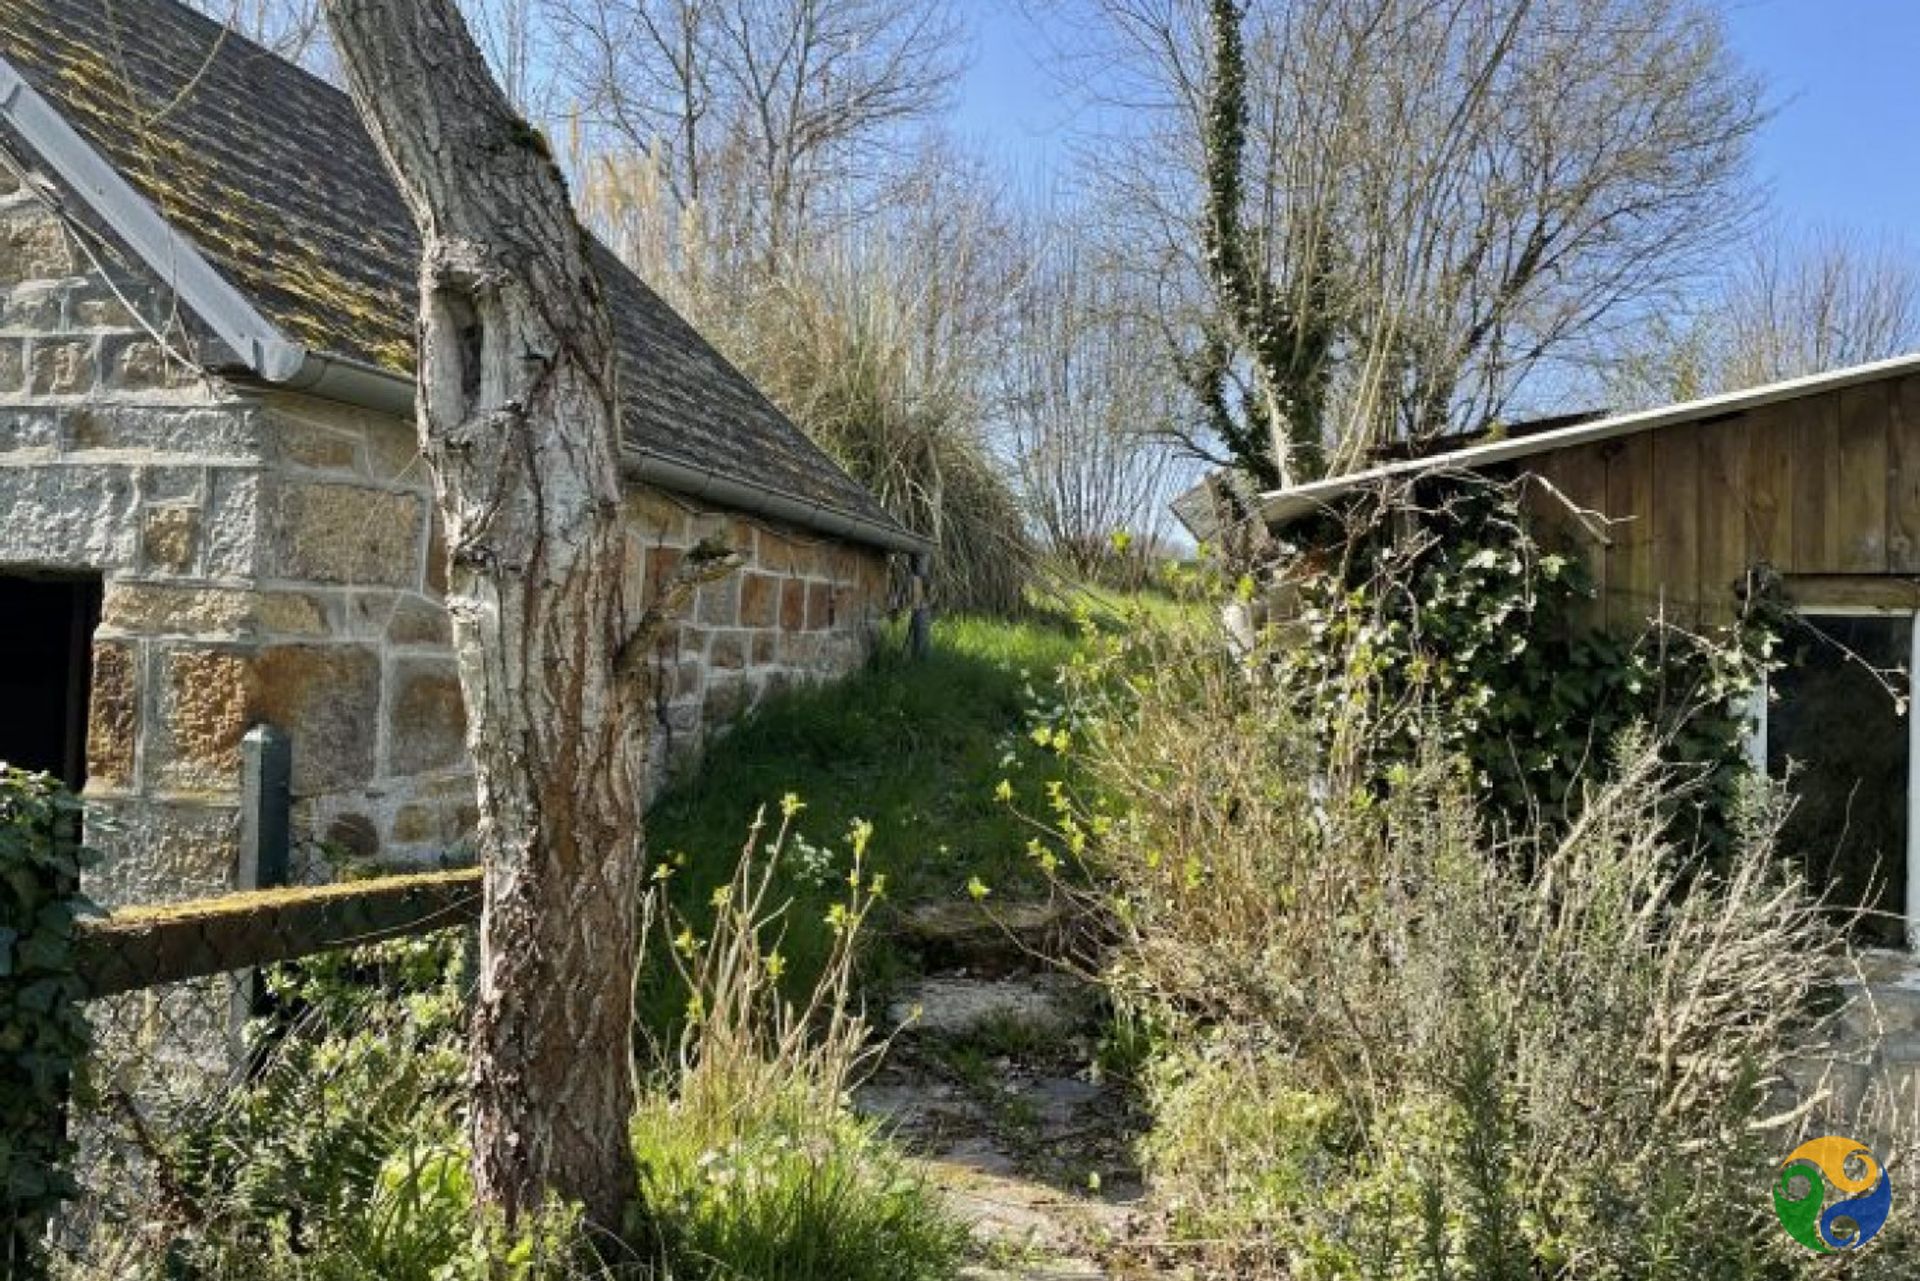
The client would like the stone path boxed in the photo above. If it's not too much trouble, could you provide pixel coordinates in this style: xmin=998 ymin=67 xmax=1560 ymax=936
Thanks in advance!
xmin=858 ymin=901 xmax=1154 ymax=1280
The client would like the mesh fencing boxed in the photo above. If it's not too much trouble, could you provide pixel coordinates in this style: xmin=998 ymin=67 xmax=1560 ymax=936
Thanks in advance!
xmin=40 ymin=877 xmax=482 ymax=1279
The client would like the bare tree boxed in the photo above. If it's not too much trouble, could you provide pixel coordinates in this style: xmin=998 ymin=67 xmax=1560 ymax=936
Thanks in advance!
xmin=184 ymin=0 xmax=551 ymax=107
xmin=320 ymin=0 xmax=668 ymax=1226
xmin=1604 ymin=225 xmax=1920 ymax=407
xmin=553 ymin=0 xmax=964 ymax=273
xmin=1002 ymin=221 xmax=1184 ymax=575
xmin=1043 ymin=0 xmax=1764 ymax=481
xmin=183 ymin=0 xmax=330 ymax=66
xmin=1720 ymin=227 xmax=1920 ymax=387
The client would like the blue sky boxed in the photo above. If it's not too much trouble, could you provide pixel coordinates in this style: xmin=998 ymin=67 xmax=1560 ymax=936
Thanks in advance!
xmin=1725 ymin=0 xmax=1920 ymax=237
xmin=955 ymin=0 xmax=1920 ymax=242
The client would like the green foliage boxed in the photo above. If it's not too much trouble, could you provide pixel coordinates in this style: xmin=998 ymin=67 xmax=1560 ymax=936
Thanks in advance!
xmin=632 ymin=1096 xmax=962 ymax=1281
xmin=84 ymin=795 xmax=973 ymax=1280
xmin=0 ymin=768 xmax=94 ymax=1271
xmin=1190 ymin=0 xmax=1335 ymax=484
xmin=635 ymin=806 xmax=966 ymax=1281
xmin=1018 ymin=584 xmax=1885 ymax=1278
xmin=644 ymin=614 xmax=1082 ymax=1037
xmin=83 ymin=935 xmax=630 ymax=1280
xmin=1278 ymin=480 xmax=1776 ymax=854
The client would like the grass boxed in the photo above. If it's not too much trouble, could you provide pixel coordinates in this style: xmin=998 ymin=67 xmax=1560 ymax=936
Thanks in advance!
xmin=633 ymin=1091 xmax=966 ymax=1281
xmin=642 ymin=613 xmax=1085 ymax=1033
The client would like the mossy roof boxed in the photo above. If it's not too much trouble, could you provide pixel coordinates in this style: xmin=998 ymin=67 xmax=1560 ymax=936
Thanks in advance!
xmin=0 ymin=0 xmax=910 ymax=544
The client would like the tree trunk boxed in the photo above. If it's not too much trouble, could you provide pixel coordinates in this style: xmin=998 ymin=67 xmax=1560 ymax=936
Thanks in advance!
xmin=321 ymin=0 xmax=644 ymax=1227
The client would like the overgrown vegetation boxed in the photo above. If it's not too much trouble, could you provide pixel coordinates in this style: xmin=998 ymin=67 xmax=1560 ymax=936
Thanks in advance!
xmin=636 ymin=807 xmax=966 ymax=1281
xmin=645 ymin=614 xmax=1082 ymax=1022
xmin=58 ymin=810 xmax=964 ymax=1281
xmin=1015 ymin=540 xmax=1916 ymax=1276
xmin=0 ymin=770 xmax=92 ymax=1275
xmin=70 ymin=936 xmax=609 ymax=1280
xmin=1279 ymin=479 xmax=1776 ymax=853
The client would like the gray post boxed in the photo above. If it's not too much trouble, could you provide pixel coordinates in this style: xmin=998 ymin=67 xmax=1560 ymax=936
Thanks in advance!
xmin=908 ymin=551 xmax=932 ymax=659
xmin=231 ymin=723 xmax=292 ymax=1046
xmin=238 ymin=724 xmax=292 ymax=892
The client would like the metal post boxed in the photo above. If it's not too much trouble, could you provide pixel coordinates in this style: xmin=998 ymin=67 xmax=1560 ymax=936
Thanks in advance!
xmin=908 ymin=551 xmax=932 ymax=660
xmin=232 ymin=724 xmax=292 ymax=1047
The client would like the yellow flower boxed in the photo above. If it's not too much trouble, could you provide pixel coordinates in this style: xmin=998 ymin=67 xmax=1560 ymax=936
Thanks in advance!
xmin=780 ymin=792 xmax=806 ymax=819
xmin=994 ymin=779 xmax=1014 ymax=803
xmin=967 ymin=876 xmax=992 ymax=902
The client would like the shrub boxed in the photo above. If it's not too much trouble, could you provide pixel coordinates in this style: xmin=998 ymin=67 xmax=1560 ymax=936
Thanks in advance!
xmin=70 ymin=934 xmax=620 ymax=1281
xmin=1276 ymin=477 xmax=1775 ymax=853
xmin=1025 ymin=592 xmax=1914 ymax=1277
xmin=636 ymin=804 xmax=967 ymax=1281
xmin=0 ymin=768 xmax=93 ymax=1273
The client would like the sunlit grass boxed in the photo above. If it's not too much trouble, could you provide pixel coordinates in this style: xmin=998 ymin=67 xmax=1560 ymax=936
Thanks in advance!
xmin=640 ymin=612 xmax=1084 ymax=1033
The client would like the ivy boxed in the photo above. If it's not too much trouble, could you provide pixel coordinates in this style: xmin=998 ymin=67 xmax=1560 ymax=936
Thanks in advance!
xmin=0 ymin=769 xmax=95 ymax=1271
xmin=1277 ymin=480 xmax=1778 ymax=856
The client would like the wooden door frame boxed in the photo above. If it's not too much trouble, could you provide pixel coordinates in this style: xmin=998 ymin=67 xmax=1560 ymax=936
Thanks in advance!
xmin=1752 ymin=602 xmax=1920 ymax=951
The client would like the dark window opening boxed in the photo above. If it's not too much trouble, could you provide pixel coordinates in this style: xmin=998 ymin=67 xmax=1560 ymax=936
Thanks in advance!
xmin=1768 ymin=612 xmax=1910 ymax=948
xmin=0 ymin=573 xmax=103 ymax=791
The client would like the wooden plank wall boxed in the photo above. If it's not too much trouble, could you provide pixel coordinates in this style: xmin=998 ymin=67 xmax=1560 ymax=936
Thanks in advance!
xmin=1524 ymin=373 xmax=1920 ymax=631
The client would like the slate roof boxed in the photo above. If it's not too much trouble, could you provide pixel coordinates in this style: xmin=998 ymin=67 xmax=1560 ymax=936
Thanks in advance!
xmin=0 ymin=0 xmax=918 ymax=549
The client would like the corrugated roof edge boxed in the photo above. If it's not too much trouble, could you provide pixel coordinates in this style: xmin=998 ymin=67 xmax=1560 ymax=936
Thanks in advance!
xmin=1257 ymin=351 xmax=1920 ymax=528
xmin=0 ymin=49 xmax=926 ymax=556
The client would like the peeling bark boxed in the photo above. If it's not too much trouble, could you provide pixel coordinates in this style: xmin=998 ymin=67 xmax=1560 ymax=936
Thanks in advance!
xmin=321 ymin=0 xmax=644 ymax=1227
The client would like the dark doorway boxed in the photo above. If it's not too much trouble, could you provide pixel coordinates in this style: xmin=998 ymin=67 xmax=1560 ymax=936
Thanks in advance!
xmin=1768 ymin=612 xmax=1911 ymax=947
xmin=0 ymin=574 xmax=103 ymax=791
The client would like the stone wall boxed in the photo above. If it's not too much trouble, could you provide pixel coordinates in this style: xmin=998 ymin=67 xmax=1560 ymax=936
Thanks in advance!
xmin=0 ymin=156 xmax=895 ymax=904
xmin=0 ymin=156 xmax=262 ymax=907
xmin=623 ymin=488 xmax=892 ymax=794
xmin=244 ymin=393 xmax=893 ymax=860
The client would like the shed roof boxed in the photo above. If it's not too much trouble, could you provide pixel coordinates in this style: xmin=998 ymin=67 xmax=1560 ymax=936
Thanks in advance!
xmin=0 ymin=0 xmax=925 ymax=553
xmin=1238 ymin=352 xmax=1920 ymax=531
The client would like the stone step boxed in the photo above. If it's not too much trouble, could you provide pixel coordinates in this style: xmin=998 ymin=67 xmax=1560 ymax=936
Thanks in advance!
xmin=934 ymin=1159 xmax=1132 ymax=1279
xmin=888 ymin=972 xmax=1087 ymax=1040
xmin=893 ymin=899 xmax=1073 ymax=976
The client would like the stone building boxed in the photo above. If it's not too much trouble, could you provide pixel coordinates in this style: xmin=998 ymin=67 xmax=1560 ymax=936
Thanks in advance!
xmin=0 ymin=0 xmax=927 ymax=905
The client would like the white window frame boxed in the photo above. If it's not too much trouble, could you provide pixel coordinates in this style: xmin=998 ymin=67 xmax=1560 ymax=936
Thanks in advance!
xmin=1750 ymin=603 xmax=1920 ymax=953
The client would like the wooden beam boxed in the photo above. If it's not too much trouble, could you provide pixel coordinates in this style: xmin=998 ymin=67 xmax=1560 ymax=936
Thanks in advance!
xmin=74 ymin=867 xmax=483 ymax=997
xmin=1779 ymin=575 xmax=1920 ymax=612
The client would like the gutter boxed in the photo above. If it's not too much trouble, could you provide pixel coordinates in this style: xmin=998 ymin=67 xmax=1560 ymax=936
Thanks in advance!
xmin=252 ymin=355 xmax=931 ymax=555
xmin=623 ymin=449 xmax=932 ymax=556
xmin=269 ymin=349 xmax=417 ymax=417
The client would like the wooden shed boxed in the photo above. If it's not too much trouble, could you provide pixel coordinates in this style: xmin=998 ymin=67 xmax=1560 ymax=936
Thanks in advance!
xmin=1249 ymin=352 xmax=1920 ymax=953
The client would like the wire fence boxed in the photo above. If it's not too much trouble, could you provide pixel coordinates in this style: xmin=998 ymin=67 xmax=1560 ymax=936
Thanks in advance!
xmin=1 ymin=725 xmax=486 ymax=1278
xmin=50 ymin=924 xmax=480 ymax=1279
